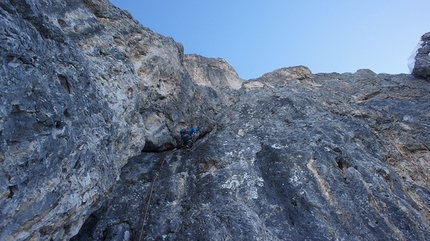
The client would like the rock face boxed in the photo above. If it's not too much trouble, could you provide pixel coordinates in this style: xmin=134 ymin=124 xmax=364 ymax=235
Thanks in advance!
xmin=0 ymin=0 xmax=238 ymax=240
xmin=183 ymin=53 xmax=243 ymax=116
xmin=411 ymin=32 xmax=430 ymax=80
xmin=244 ymin=66 xmax=313 ymax=89
xmin=73 ymin=68 xmax=430 ymax=241
xmin=1 ymin=1 xmax=429 ymax=241
xmin=184 ymin=54 xmax=244 ymax=90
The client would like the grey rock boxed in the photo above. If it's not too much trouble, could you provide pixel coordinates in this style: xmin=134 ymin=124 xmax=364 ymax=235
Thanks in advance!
xmin=244 ymin=66 xmax=314 ymax=90
xmin=1 ymin=0 xmax=429 ymax=240
xmin=184 ymin=54 xmax=244 ymax=90
xmin=74 ymin=69 xmax=430 ymax=241
xmin=183 ymin=53 xmax=243 ymax=116
xmin=411 ymin=32 xmax=430 ymax=80
xmin=0 ymin=0 xmax=230 ymax=240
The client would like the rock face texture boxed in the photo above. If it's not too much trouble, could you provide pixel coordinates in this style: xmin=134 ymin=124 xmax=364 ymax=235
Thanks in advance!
xmin=182 ymin=53 xmax=243 ymax=116
xmin=0 ymin=0 xmax=429 ymax=241
xmin=411 ymin=32 xmax=430 ymax=80
xmin=0 ymin=0 xmax=238 ymax=240
xmin=184 ymin=54 xmax=244 ymax=90
xmin=73 ymin=68 xmax=430 ymax=241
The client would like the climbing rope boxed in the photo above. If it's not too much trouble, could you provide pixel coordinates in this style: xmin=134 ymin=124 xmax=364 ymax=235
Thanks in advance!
xmin=135 ymin=148 xmax=183 ymax=241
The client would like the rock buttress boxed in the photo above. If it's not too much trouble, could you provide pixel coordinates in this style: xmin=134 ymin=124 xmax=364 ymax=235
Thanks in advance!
xmin=74 ymin=69 xmax=430 ymax=241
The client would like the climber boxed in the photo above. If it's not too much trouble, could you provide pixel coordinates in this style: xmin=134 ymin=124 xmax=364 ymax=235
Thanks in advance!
xmin=188 ymin=127 xmax=199 ymax=141
xmin=179 ymin=128 xmax=193 ymax=148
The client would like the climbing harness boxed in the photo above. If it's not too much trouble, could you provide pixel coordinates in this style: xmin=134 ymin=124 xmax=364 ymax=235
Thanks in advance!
xmin=134 ymin=148 xmax=183 ymax=241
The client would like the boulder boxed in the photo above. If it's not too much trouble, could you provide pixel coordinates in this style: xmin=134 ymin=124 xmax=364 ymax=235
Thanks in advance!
xmin=410 ymin=32 xmax=430 ymax=80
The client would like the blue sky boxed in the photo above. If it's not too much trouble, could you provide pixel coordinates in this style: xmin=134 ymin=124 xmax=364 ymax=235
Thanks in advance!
xmin=110 ymin=0 xmax=430 ymax=80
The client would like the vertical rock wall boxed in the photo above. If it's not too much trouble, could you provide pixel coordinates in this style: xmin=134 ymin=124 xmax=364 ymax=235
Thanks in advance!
xmin=1 ymin=0 xmax=428 ymax=240
xmin=0 ymin=0 xmax=235 ymax=240
xmin=73 ymin=68 xmax=430 ymax=241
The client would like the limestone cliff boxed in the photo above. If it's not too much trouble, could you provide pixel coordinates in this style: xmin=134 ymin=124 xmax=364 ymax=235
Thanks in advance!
xmin=73 ymin=68 xmax=430 ymax=241
xmin=0 ymin=0 xmax=236 ymax=240
xmin=184 ymin=54 xmax=244 ymax=90
xmin=0 ymin=0 xmax=429 ymax=240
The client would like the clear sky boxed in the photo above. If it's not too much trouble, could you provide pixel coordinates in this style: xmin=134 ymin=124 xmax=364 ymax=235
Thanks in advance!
xmin=110 ymin=0 xmax=430 ymax=80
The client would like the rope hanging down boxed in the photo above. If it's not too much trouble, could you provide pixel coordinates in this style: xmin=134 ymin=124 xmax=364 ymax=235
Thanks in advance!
xmin=134 ymin=148 xmax=182 ymax=241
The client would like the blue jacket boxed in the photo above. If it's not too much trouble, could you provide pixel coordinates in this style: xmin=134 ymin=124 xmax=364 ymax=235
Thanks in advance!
xmin=189 ymin=128 xmax=197 ymax=136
